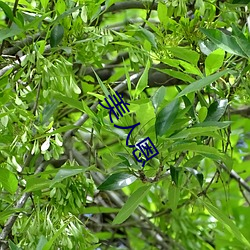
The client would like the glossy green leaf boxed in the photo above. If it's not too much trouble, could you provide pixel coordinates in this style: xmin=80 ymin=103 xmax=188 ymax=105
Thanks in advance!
xmin=234 ymin=36 xmax=250 ymax=58
xmin=50 ymin=24 xmax=64 ymax=47
xmin=177 ymin=70 xmax=230 ymax=98
xmin=200 ymin=28 xmax=247 ymax=58
xmin=168 ymin=182 xmax=180 ymax=210
xmin=155 ymin=98 xmax=179 ymax=137
xmin=98 ymin=172 xmax=137 ymax=191
xmin=203 ymin=201 xmax=250 ymax=248
xmin=205 ymin=49 xmax=225 ymax=75
xmin=0 ymin=168 xmax=18 ymax=194
xmin=185 ymin=167 xmax=204 ymax=187
xmin=151 ymin=86 xmax=166 ymax=111
xmin=112 ymin=185 xmax=151 ymax=224
xmin=205 ymin=99 xmax=228 ymax=122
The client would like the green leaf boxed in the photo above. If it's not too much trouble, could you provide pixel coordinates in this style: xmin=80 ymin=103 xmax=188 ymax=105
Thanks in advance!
xmin=198 ymin=106 xmax=208 ymax=122
xmin=155 ymin=99 xmax=179 ymax=137
xmin=203 ymin=201 xmax=250 ymax=248
xmin=41 ymin=100 xmax=60 ymax=125
xmin=170 ymin=166 xmax=180 ymax=186
xmin=138 ymin=27 xmax=157 ymax=48
xmin=170 ymin=143 xmax=229 ymax=165
xmin=94 ymin=70 xmax=110 ymax=99
xmin=53 ymin=92 xmax=84 ymax=112
xmin=36 ymin=235 xmax=48 ymax=250
xmin=194 ymin=121 xmax=231 ymax=129
xmin=24 ymin=177 xmax=51 ymax=192
xmin=50 ymin=24 xmax=64 ymax=47
xmin=98 ymin=172 xmax=137 ymax=191
xmin=205 ymin=99 xmax=228 ymax=122
xmin=42 ymin=223 xmax=69 ymax=250
xmin=0 ymin=168 xmax=18 ymax=194
xmin=0 ymin=26 xmax=23 ymax=42
xmin=156 ymin=68 xmax=195 ymax=83
xmin=157 ymin=1 xmax=168 ymax=24
xmin=0 ymin=2 xmax=14 ymax=21
xmin=200 ymin=28 xmax=247 ymax=58
xmin=176 ymin=70 xmax=231 ymax=98
xmin=134 ymin=59 xmax=150 ymax=98
xmin=168 ymin=182 xmax=180 ymax=210
xmin=205 ymin=49 xmax=225 ymax=75
xmin=185 ymin=167 xmax=204 ymax=187
xmin=51 ymin=166 xmax=86 ymax=186
xmin=9 ymin=241 xmax=22 ymax=250
xmin=151 ymin=86 xmax=166 ymax=111
xmin=112 ymin=185 xmax=151 ymax=224
xmin=40 ymin=0 xmax=49 ymax=9
xmin=168 ymin=47 xmax=200 ymax=65
xmin=170 ymin=126 xmax=220 ymax=139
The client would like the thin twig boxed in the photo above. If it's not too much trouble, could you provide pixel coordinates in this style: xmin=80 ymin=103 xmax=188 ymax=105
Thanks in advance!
xmin=0 ymin=161 xmax=48 ymax=241
xmin=141 ymin=0 xmax=156 ymax=28
xmin=219 ymin=163 xmax=250 ymax=193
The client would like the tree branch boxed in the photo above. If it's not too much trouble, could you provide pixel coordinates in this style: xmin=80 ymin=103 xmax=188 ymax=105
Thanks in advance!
xmin=2 ymin=32 xmax=46 ymax=56
xmin=219 ymin=163 xmax=250 ymax=193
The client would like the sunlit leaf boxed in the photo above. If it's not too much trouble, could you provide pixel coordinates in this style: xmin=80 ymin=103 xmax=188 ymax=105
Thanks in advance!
xmin=205 ymin=49 xmax=225 ymax=75
xmin=0 ymin=168 xmax=18 ymax=194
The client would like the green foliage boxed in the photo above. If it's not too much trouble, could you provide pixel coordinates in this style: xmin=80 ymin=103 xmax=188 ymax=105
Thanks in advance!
xmin=1 ymin=0 xmax=250 ymax=249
